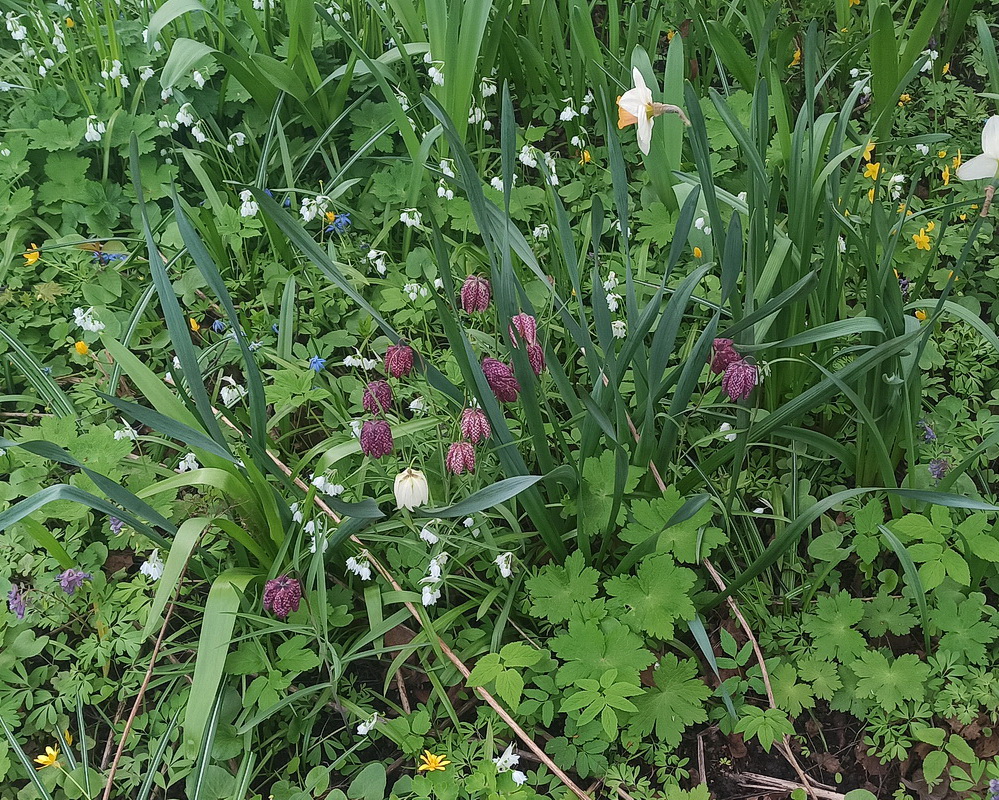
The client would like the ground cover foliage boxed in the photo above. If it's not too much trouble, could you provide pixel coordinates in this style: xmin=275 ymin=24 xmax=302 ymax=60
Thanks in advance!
xmin=4 ymin=0 xmax=999 ymax=798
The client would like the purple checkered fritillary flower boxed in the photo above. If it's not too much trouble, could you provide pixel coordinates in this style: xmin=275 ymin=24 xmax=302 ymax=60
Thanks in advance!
xmin=263 ymin=575 xmax=302 ymax=619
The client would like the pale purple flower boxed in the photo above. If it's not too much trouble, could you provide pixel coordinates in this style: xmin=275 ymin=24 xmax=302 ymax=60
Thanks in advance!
xmin=58 ymin=569 xmax=92 ymax=595
xmin=7 ymin=584 xmax=26 ymax=620
xmin=461 ymin=275 xmax=491 ymax=312
xmin=929 ymin=458 xmax=951 ymax=482
xmin=109 ymin=516 xmax=124 ymax=535
xmin=445 ymin=441 xmax=476 ymax=475
xmin=482 ymin=358 xmax=521 ymax=403
xmin=918 ymin=420 xmax=937 ymax=442
xmin=359 ymin=420 xmax=394 ymax=458
xmin=460 ymin=407 xmax=491 ymax=443
xmin=362 ymin=380 xmax=394 ymax=415
xmin=263 ymin=575 xmax=302 ymax=619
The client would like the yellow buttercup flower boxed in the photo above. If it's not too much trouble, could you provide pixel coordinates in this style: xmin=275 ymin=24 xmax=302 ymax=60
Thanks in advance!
xmin=849 ymin=0 xmax=860 ymax=6
xmin=325 ymin=211 xmax=338 ymax=223
xmin=863 ymin=141 xmax=875 ymax=162
xmin=417 ymin=751 xmax=451 ymax=772
xmin=867 ymin=187 xmax=875 ymax=203
xmin=578 ymin=149 xmax=592 ymax=165
xmin=74 ymin=341 xmax=89 ymax=355
xmin=189 ymin=317 xmax=200 ymax=332
xmin=897 ymin=93 xmax=911 ymax=106
xmin=666 ymin=29 xmax=676 ymax=42
xmin=937 ymin=150 xmax=948 ymax=159
xmin=915 ymin=310 xmax=927 ymax=321
xmin=912 ymin=229 xmax=931 ymax=250
xmin=65 ymin=16 xmax=75 ymax=27
xmin=789 ymin=48 xmax=801 ymax=68
xmin=23 ymin=244 xmax=40 ymax=265
xmin=34 ymin=746 xmax=59 ymax=770
xmin=863 ymin=162 xmax=881 ymax=180
xmin=693 ymin=246 xmax=703 ymax=258
xmin=926 ymin=221 xmax=936 ymax=232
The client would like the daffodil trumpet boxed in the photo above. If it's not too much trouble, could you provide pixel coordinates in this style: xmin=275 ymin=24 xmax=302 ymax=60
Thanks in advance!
xmin=616 ymin=68 xmax=690 ymax=155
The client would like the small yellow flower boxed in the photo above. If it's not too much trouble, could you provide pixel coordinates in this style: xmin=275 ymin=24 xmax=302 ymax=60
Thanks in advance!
xmin=863 ymin=162 xmax=881 ymax=180
xmin=867 ymin=187 xmax=875 ymax=203
xmin=789 ymin=48 xmax=801 ymax=68
xmin=74 ymin=341 xmax=89 ymax=356
xmin=417 ymin=751 xmax=451 ymax=772
xmin=943 ymin=62 xmax=950 ymax=74
xmin=863 ymin=141 xmax=875 ymax=162
xmin=189 ymin=317 xmax=200 ymax=332
xmin=915 ymin=310 xmax=928 ymax=321
xmin=937 ymin=150 xmax=948 ymax=159
xmin=64 ymin=730 xmax=73 ymax=747
xmin=578 ymin=149 xmax=592 ymax=165
xmin=849 ymin=0 xmax=860 ymax=6
xmin=693 ymin=246 xmax=703 ymax=258
xmin=912 ymin=228 xmax=931 ymax=250
xmin=926 ymin=221 xmax=936 ymax=232
xmin=34 ymin=746 xmax=60 ymax=770
xmin=959 ymin=213 xmax=968 ymax=221
xmin=897 ymin=93 xmax=911 ymax=106
xmin=952 ymin=150 xmax=962 ymax=169
xmin=65 ymin=16 xmax=75 ymax=27
xmin=666 ymin=29 xmax=676 ymax=42
xmin=325 ymin=211 xmax=338 ymax=223
xmin=23 ymin=244 xmax=40 ymax=265
xmin=942 ymin=165 xmax=950 ymax=185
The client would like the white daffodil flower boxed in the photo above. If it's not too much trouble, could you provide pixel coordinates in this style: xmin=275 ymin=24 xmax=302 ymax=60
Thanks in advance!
xmin=957 ymin=116 xmax=999 ymax=181
xmin=616 ymin=67 xmax=690 ymax=155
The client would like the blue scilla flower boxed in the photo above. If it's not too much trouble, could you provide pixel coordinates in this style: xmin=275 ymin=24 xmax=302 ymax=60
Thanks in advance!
xmin=325 ymin=212 xmax=351 ymax=234
xmin=264 ymin=189 xmax=292 ymax=207
xmin=42 ymin=366 xmax=53 ymax=375
xmin=211 ymin=319 xmax=227 ymax=333
xmin=92 ymin=251 xmax=128 ymax=266
xmin=309 ymin=355 xmax=327 ymax=372
xmin=272 ymin=323 xmax=280 ymax=334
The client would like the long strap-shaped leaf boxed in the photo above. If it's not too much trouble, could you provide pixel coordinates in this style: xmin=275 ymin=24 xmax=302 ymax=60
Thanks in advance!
xmin=0 ymin=437 xmax=178 ymax=536
xmin=0 ymin=484 xmax=175 ymax=551
xmin=0 ymin=327 xmax=76 ymax=417
xmin=129 ymin=135 xmax=230 ymax=451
